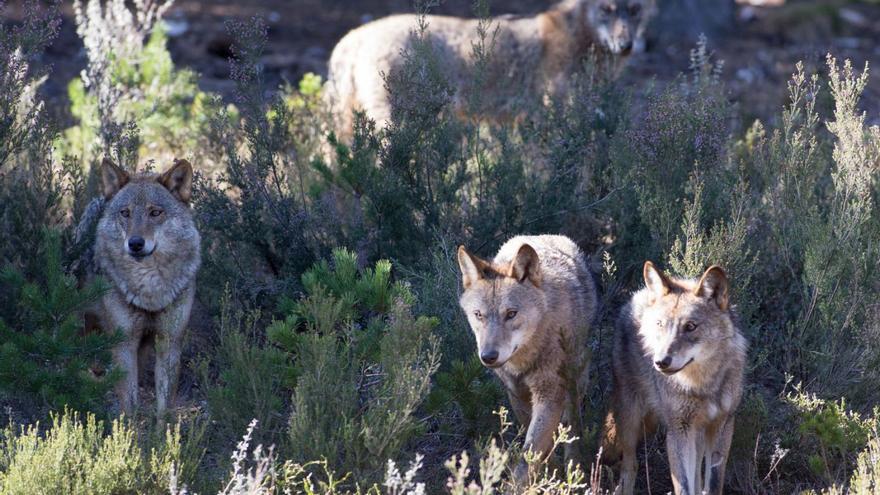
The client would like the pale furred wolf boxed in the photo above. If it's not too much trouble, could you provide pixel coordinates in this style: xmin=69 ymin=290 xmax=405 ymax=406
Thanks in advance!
xmin=326 ymin=0 xmax=656 ymax=138
xmin=457 ymin=235 xmax=597 ymax=479
xmin=603 ymin=262 xmax=747 ymax=495
xmin=80 ymin=158 xmax=200 ymax=416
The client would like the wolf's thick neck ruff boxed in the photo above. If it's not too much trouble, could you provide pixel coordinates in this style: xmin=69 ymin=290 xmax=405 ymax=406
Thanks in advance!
xmin=99 ymin=245 xmax=200 ymax=313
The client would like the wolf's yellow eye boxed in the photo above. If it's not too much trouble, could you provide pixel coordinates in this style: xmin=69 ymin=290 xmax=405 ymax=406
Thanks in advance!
xmin=506 ymin=310 xmax=518 ymax=320
xmin=150 ymin=209 xmax=163 ymax=217
xmin=656 ymin=319 xmax=664 ymax=327
xmin=601 ymin=3 xmax=615 ymax=14
xmin=120 ymin=209 xmax=130 ymax=218
xmin=473 ymin=310 xmax=483 ymax=320
xmin=684 ymin=322 xmax=698 ymax=333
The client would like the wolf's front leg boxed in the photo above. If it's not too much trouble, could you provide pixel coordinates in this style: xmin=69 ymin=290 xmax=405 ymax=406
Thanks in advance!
xmin=515 ymin=398 xmax=564 ymax=482
xmin=154 ymin=289 xmax=193 ymax=417
xmin=703 ymin=416 xmax=734 ymax=495
xmin=113 ymin=338 xmax=141 ymax=414
xmin=666 ymin=425 xmax=700 ymax=495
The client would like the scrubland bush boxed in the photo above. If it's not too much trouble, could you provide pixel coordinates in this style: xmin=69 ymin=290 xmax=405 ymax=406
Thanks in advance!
xmin=0 ymin=409 xmax=201 ymax=495
xmin=4 ymin=0 xmax=880 ymax=493
xmin=62 ymin=0 xmax=209 ymax=168
xmin=269 ymin=249 xmax=440 ymax=482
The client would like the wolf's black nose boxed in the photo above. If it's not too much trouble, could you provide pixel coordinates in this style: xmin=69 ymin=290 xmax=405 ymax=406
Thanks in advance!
xmin=481 ymin=350 xmax=499 ymax=366
xmin=655 ymin=356 xmax=672 ymax=370
xmin=620 ymin=40 xmax=633 ymax=54
xmin=128 ymin=236 xmax=145 ymax=253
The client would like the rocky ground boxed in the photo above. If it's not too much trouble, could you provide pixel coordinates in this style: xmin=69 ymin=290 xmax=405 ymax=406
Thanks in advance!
xmin=4 ymin=0 xmax=880 ymax=127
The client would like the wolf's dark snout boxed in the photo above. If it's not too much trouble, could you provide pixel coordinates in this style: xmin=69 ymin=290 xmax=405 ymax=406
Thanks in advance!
xmin=654 ymin=356 xmax=672 ymax=370
xmin=128 ymin=236 xmax=145 ymax=253
xmin=480 ymin=350 xmax=499 ymax=366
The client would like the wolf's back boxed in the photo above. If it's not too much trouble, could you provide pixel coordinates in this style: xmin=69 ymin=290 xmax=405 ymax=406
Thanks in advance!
xmin=73 ymin=197 xmax=106 ymax=278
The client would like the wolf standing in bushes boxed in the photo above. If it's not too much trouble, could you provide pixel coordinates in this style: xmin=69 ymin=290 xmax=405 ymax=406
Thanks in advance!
xmin=79 ymin=158 xmax=200 ymax=416
xmin=325 ymin=0 xmax=656 ymax=138
xmin=457 ymin=235 xmax=597 ymax=480
xmin=603 ymin=262 xmax=746 ymax=495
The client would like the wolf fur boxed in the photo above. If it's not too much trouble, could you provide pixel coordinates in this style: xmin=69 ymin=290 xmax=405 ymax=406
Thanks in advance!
xmin=81 ymin=158 xmax=201 ymax=416
xmin=603 ymin=262 xmax=747 ymax=495
xmin=457 ymin=235 xmax=598 ymax=480
xmin=325 ymin=0 xmax=656 ymax=138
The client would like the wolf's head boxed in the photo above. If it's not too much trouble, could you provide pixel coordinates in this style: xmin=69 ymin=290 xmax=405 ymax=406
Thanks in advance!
xmin=457 ymin=244 xmax=545 ymax=369
xmin=99 ymin=158 xmax=195 ymax=262
xmin=637 ymin=262 xmax=735 ymax=377
xmin=584 ymin=0 xmax=656 ymax=55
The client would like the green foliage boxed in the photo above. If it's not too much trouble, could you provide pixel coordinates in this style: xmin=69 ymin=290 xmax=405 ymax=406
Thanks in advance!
xmin=265 ymin=251 xmax=440 ymax=482
xmin=0 ymin=231 xmax=121 ymax=413
xmin=0 ymin=410 xmax=198 ymax=495
xmin=425 ymin=357 xmax=504 ymax=435
xmin=0 ymin=0 xmax=59 ymax=169
xmin=194 ymin=18 xmax=319 ymax=309
xmin=6 ymin=0 xmax=880 ymax=490
xmin=198 ymin=292 xmax=289 ymax=449
xmin=787 ymin=384 xmax=878 ymax=482
xmin=60 ymin=2 xmax=209 ymax=166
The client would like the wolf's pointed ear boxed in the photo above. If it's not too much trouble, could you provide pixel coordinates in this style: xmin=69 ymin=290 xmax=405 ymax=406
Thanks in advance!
xmin=458 ymin=246 xmax=488 ymax=290
xmin=696 ymin=265 xmax=729 ymax=311
xmin=511 ymin=244 xmax=541 ymax=287
xmin=101 ymin=158 xmax=129 ymax=199
xmin=643 ymin=261 xmax=671 ymax=297
xmin=160 ymin=159 xmax=193 ymax=203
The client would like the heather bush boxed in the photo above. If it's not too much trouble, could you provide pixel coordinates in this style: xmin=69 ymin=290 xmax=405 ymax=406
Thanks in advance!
xmin=62 ymin=0 xmax=209 ymax=168
xmin=194 ymin=17 xmax=319 ymax=308
xmin=0 ymin=1 xmax=87 ymax=273
xmin=0 ymin=409 xmax=200 ymax=495
xmin=197 ymin=292 xmax=289 ymax=449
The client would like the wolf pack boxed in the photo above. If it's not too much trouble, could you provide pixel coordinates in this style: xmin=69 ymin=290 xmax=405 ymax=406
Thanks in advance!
xmin=78 ymin=1 xmax=749 ymax=493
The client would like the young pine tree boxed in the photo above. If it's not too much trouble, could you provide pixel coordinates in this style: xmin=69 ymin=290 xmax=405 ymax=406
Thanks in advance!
xmin=0 ymin=230 xmax=122 ymax=414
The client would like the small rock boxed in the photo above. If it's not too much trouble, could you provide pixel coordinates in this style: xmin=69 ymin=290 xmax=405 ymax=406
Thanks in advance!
xmin=835 ymin=37 xmax=861 ymax=49
xmin=262 ymin=53 xmax=300 ymax=69
xmin=838 ymin=8 xmax=868 ymax=28
xmin=738 ymin=6 xmax=757 ymax=22
xmin=735 ymin=0 xmax=785 ymax=6
xmin=736 ymin=67 xmax=757 ymax=84
xmin=162 ymin=18 xmax=189 ymax=38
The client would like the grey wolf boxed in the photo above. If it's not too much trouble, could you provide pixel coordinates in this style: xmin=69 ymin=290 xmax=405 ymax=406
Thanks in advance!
xmin=79 ymin=158 xmax=200 ymax=416
xmin=457 ymin=235 xmax=598 ymax=480
xmin=325 ymin=0 xmax=656 ymax=138
xmin=603 ymin=262 xmax=747 ymax=495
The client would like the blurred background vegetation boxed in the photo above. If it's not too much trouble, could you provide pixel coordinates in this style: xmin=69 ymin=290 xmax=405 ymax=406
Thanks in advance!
xmin=1 ymin=0 xmax=880 ymax=493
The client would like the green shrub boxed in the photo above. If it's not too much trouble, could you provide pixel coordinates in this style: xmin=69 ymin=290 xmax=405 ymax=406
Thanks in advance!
xmin=0 ymin=1 xmax=87 ymax=272
xmin=0 ymin=231 xmax=121 ymax=414
xmin=787 ymin=384 xmax=877 ymax=483
xmin=194 ymin=17 xmax=319 ymax=309
xmin=0 ymin=409 xmax=198 ymax=495
xmin=198 ymin=292 xmax=289 ymax=449
xmin=62 ymin=0 xmax=209 ymax=167
xmin=267 ymin=250 xmax=440 ymax=483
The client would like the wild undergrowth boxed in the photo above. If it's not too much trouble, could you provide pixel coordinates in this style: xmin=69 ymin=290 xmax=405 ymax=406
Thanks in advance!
xmin=1 ymin=0 xmax=880 ymax=493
